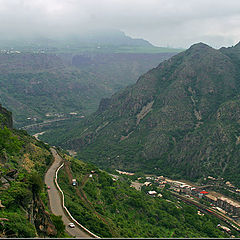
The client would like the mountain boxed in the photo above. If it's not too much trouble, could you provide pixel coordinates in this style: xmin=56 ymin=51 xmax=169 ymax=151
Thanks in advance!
xmin=0 ymin=105 xmax=230 ymax=238
xmin=42 ymin=41 xmax=240 ymax=186
xmin=0 ymin=51 xmax=176 ymax=128
xmin=65 ymin=30 xmax=153 ymax=47
xmin=0 ymin=30 xmax=182 ymax=53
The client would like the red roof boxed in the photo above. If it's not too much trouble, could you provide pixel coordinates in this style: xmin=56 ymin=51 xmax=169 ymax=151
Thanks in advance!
xmin=200 ymin=191 xmax=208 ymax=194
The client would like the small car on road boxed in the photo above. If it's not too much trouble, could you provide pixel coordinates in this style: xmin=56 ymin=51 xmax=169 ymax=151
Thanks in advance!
xmin=68 ymin=223 xmax=75 ymax=228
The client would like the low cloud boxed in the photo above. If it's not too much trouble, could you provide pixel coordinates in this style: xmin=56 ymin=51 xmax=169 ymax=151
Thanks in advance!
xmin=0 ymin=0 xmax=239 ymax=48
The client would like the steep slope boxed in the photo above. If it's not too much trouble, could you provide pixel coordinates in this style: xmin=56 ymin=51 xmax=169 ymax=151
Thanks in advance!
xmin=46 ymin=42 xmax=240 ymax=186
xmin=56 ymin=154 xmax=229 ymax=238
xmin=0 ymin=105 xmax=60 ymax=238
xmin=0 ymin=104 xmax=12 ymax=129
xmin=0 ymin=52 xmax=176 ymax=128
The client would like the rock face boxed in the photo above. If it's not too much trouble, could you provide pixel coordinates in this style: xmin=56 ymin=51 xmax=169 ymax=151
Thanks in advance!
xmin=0 ymin=104 xmax=12 ymax=128
xmin=59 ymin=41 xmax=240 ymax=186
xmin=32 ymin=198 xmax=57 ymax=237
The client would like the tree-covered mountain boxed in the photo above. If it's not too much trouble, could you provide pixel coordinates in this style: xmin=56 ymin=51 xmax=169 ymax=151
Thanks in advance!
xmin=41 ymin=41 xmax=240 ymax=186
xmin=1 ymin=105 xmax=231 ymax=238
xmin=0 ymin=51 xmax=176 ymax=128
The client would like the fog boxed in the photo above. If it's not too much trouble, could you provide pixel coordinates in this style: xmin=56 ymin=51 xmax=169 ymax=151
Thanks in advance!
xmin=0 ymin=0 xmax=240 ymax=48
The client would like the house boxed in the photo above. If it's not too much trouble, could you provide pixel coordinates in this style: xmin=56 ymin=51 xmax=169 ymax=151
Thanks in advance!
xmin=225 ymin=181 xmax=235 ymax=188
xmin=146 ymin=176 xmax=153 ymax=180
xmin=143 ymin=182 xmax=152 ymax=187
xmin=172 ymin=188 xmax=181 ymax=193
xmin=148 ymin=190 xmax=157 ymax=196
xmin=213 ymin=207 xmax=227 ymax=215
xmin=208 ymin=176 xmax=216 ymax=180
xmin=205 ymin=193 xmax=240 ymax=216
xmin=69 ymin=112 xmax=78 ymax=115
xmin=205 ymin=194 xmax=217 ymax=204
xmin=217 ymin=197 xmax=240 ymax=216
xmin=217 ymin=224 xmax=231 ymax=233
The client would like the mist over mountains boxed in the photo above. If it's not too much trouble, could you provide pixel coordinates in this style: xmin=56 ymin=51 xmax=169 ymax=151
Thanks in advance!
xmin=0 ymin=30 xmax=179 ymax=128
xmin=0 ymin=30 xmax=155 ymax=51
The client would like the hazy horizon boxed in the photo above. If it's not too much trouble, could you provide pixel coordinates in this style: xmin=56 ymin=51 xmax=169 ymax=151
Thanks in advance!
xmin=0 ymin=0 xmax=240 ymax=49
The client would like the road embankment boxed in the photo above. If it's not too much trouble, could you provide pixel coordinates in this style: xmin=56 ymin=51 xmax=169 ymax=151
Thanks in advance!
xmin=45 ymin=148 xmax=97 ymax=238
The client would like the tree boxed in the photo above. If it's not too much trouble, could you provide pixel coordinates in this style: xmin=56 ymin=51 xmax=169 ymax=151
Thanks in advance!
xmin=0 ymin=127 xmax=22 ymax=155
xmin=28 ymin=173 xmax=43 ymax=196
xmin=50 ymin=215 xmax=65 ymax=237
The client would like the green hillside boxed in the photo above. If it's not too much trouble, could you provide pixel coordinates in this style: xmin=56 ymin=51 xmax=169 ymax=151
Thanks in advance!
xmin=0 ymin=104 xmax=232 ymax=238
xmin=56 ymin=152 xmax=230 ymax=238
xmin=0 ymin=105 xmax=64 ymax=238
xmin=0 ymin=52 xmax=176 ymax=128
xmin=41 ymin=41 xmax=240 ymax=187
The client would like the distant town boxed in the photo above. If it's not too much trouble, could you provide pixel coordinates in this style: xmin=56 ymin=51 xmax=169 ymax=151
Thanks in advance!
xmin=115 ymin=169 xmax=240 ymax=227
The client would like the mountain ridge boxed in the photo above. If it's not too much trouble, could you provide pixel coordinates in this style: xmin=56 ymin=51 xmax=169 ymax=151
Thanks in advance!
xmin=0 ymin=51 xmax=176 ymax=128
xmin=40 ymin=41 xmax=240 ymax=186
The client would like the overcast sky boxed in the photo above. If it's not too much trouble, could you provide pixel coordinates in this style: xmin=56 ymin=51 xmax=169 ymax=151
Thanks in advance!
xmin=0 ymin=0 xmax=240 ymax=48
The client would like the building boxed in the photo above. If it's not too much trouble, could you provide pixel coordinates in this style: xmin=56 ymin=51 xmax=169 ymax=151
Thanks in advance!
xmin=116 ymin=170 xmax=135 ymax=176
xmin=143 ymin=182 xmax=152 ymax=187
xmin=217 ymin=224 xmax=231 ymax=233
xmin=204 ymin=193 xmax=240 ymax=217
xmin=205 ymin=194 xmax=217 ymax=204
xmin=198 ymin=190 xmax=209 ymax=198
xmin=148 ymin=191 xmax=157 ymax=196
xmin=217 ymin=197 xmax=240 ymax=216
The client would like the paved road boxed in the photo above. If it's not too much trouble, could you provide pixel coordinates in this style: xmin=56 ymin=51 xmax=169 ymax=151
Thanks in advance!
xmin=21 ymin=118 xmax=69 ymax=130
xmin=44 ymin=148 xmax=91 ymax=238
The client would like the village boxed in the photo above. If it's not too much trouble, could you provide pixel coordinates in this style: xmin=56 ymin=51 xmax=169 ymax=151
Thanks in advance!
xmin=114 ymin=169 xmax=240 ymax=223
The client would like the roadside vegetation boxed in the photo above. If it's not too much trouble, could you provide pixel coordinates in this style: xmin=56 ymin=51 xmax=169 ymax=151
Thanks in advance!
xmin=0 ymin=119 xmax=65 ymax=237
xmin=58 ymin=155 xmax=230 ymax=238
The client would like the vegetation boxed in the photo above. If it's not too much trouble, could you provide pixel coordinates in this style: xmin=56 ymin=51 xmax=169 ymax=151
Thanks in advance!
xmin=0 ymin=50 xmax=176 ymax=129
xmin=44 ymin=41 xmax=240 ymax=188
xmin=50 ymin=215 xmax=66 ymax=237
xmin=0 ymin=31 xmax=183 ymax=54
xmin=57 ymin=155 xmax=231 ymax=238
xmin=0 ymin=105 xmax=60 ymax=238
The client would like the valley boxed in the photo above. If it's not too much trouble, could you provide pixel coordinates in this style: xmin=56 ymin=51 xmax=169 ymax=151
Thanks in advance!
xmin=53 ymin=150 xmax=234 ymax=238
xmin=1 ymin=33 xmax=240 ymax=238
xmin=38 ymin=41 xmax=240 ymax=189
xmin=1 ymin=0 xmax=240 ymax=238
xmin=0 ymin=51 xmax=177 ymax=129
xmin=0 ymin=60 xmax=239 ymax=238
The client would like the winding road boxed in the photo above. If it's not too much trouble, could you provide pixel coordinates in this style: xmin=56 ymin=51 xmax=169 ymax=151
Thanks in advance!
xmin=44 ymin=148 xmax=91 ymax=238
